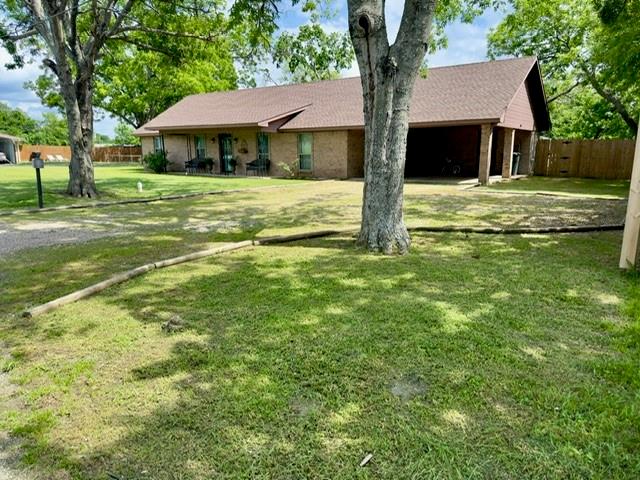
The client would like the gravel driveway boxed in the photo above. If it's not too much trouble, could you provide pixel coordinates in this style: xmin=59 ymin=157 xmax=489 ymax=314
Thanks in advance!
xmin=0 ymin=219 xmax=126 ymax=258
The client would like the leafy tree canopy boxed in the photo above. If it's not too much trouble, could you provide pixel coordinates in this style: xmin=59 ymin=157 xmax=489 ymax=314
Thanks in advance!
xmin=488 ymin=0 xmax=638 ymax=138
xmin=94 ymin=132 xmax=113 ymax=144
xmin=272 ymin=21 xmax=354 ymax=83
xmin=16 ymin=0 xmax=241 ymax=129
xmin=0 ymin=101 xmax=39 ymax=139
xmin=548 ymin=84 xmax=632 ymax=139
xmin=0 ymin=102 xmax=69 ymax=144
xmin=113 ymin=122 xmax=139 ymax=145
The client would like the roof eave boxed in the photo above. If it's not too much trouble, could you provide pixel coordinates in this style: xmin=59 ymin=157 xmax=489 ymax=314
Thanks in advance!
xmin=257 ymin=104 xmax=311 ymax=127
xmin=147 ymin=122 xmax=261 ymax=132
xmin=279 ymin=118 xmax=501 ymax=132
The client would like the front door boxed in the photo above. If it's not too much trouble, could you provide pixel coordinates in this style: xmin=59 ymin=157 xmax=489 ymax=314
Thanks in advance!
xmin=257 ymin=132 xmax=269 ymax=162
xmin=219 ymin=134 xmax=233 ymax=174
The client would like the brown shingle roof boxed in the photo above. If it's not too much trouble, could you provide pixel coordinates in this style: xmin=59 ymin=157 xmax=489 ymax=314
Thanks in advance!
xmin=139 ymin=57 xmax=546 ymax=133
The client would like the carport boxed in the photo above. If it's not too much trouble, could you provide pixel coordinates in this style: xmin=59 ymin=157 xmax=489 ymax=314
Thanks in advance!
xmin=405 ymin=125 xmax=481 ymax=178
xmin=404 ymin=124 xmax=538 ymax=183
xmin=0 ymin=133 xmax=21 ymax=163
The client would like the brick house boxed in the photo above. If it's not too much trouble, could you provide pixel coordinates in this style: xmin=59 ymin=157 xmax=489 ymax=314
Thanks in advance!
xmin=134 ymin=56 xmax=550 ymax=184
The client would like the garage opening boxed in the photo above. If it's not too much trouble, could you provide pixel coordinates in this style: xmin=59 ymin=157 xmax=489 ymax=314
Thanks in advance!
xmin=0 ymin=137 xmax=18 ymax=164
xmin=405 ymin=126 xmax=481 ymax=178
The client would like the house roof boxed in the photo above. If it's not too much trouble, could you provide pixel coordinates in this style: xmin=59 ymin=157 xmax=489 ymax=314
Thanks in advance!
xmin=136 ymin=56 xmax=550 ymax=135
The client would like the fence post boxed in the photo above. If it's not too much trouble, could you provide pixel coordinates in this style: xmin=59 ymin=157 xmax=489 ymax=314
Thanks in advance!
xmin=620 ymin=121 xmax=640 ymax=269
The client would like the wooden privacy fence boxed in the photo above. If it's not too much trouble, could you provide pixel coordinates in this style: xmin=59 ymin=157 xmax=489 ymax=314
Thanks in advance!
xmin=20 ymin=144 xmax=72 ymax=161
xmin=535 ymin=138 xmax=636 ymax=179
xmin=18 ymin=144 xmax=142 ymax=163
xmin=92 ymin=145 xmax=142 ymax=163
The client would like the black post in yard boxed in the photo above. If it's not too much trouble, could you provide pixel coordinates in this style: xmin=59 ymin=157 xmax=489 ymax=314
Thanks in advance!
xmin=35 ymin=167 xmax=43 ymax=208
xmin=30 ymin=151 xmax=44 ymax=208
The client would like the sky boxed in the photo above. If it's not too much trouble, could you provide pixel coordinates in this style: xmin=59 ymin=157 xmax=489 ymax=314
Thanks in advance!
xmin=0 ymin=2 xmax=505 ymax=137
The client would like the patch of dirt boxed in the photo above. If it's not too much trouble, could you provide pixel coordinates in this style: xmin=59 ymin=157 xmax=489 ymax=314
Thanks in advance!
xmin=390 ymin=374 xmax=428 ymax=402
xmin=289 ymin=396 xmax=320 ymax=417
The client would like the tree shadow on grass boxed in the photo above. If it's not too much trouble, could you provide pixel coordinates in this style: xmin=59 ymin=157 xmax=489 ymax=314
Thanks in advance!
xmin=403 ymin=192 xmax=627 ymax=228
xmin=6 ymin=231 xmax=639 ymax=479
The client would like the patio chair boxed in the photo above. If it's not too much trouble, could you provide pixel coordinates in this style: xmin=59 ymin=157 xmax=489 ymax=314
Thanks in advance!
xmin=185 ymin=157 xmax=214 ymax=174
xmin=54 ymin=154 xmax=65 ymax=162
xmin=245 ymin=158 xmax=270 ymax=176
xmin=46 ymin=154 xmax=55 ymax=162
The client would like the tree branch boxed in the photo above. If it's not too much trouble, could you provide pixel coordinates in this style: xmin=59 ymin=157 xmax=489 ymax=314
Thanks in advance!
xmin=0 ymin=28 xmax=38 ymax=41
xmin=114 ymin=25 xmax=220 ymax=42
xmin=547 ymin=80 xmax=582 ymax=104
xmin=110 ymin=36 xmax=177 ymax=56
xmin=578 ymin=61 xmax=638 ymax=132
xmin=42 ymin=58 xmax=59 ymax=76
xmin=68 ymin=0 xmax=83 ymax=62
xmin=392 ymin=0 xmax=438 ymax=74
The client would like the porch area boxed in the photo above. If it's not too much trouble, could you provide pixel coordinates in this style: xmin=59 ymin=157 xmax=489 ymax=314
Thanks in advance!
xmin=145 ymin=128 xmax=272 ymax=177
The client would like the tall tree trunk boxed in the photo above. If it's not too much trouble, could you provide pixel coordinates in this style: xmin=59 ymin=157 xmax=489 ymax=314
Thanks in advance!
xmin=35 ymin=0 xmax=99 ymax=198
xmin=58 ymin=79 xmax=97 ymax=198
xmin=66 ymin=73 xmax=97 ymax=197
xmin=348 ymin=0 xmax=437 ymax=254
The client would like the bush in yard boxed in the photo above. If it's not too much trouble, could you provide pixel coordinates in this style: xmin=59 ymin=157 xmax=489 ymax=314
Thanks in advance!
xmin=277 ymin=160 xmax=300 ymax=178
xmin=143 ymin=151 xmax=168 ymax=173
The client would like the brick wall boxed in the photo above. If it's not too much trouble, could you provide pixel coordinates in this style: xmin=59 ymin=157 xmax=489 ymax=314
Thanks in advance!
xmin=312 ymin=131 xmax=349 ymax=178
xmin=270 ymin=132 xmax=298 ymax=176
xmin=141 ymin=129 xmax=353 ymax=178
xmin=140 ymin=137 xmax=154 ymax=157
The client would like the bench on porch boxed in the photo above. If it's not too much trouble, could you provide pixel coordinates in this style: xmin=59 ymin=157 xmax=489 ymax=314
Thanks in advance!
xmin=245 ymin=158 xmax=270 ymax=176
xmin=185 ymin=157 xmax=215 ymax=174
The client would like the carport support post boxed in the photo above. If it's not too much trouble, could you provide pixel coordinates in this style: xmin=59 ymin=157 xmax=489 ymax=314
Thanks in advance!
xmin=501 ymin=128 xmax=515 ymax=179
xmin=478 ymin=124 xmax=493 ymax=185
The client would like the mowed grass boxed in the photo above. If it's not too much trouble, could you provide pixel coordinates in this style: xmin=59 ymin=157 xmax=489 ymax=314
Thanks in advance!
xmin=0 ymin=163 xmax=304 ymax=210
xmin=1 ymin=231 xmax=639 ymax=478
xmin=488 ymin=176 xmax=630 ymax=198
xmin=0 ymin=181 xmax=627 ymax=319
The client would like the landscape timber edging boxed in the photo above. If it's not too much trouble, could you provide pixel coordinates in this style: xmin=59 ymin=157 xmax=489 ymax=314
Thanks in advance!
xmin=21 ymin=223 xmax=624 ymax=318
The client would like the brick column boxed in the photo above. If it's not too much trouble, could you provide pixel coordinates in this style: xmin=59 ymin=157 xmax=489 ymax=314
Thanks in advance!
xmin=478 ymin=124 xmax=493 ymax=185
xmin=501 ymin=127 xmax=516 ymax=179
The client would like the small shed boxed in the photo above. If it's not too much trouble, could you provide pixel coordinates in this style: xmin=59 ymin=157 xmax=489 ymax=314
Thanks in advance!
xmin=0 ymin=133 xmax=22 ymax=164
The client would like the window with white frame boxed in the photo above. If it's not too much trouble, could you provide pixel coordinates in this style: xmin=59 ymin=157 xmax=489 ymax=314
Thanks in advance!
xmin=153 ymin=136 xmax=163 ymax=153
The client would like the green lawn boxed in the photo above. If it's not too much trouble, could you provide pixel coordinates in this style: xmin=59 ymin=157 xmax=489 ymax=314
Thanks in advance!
xmin=488 ymin=176 xmax=631 ymax=198
xmin=1 ymin=232 xmax=638 ymax=478
xmin=0 ymin=180 xmax=638 ymax=478
xmin=0 ymin=181 xmax=627 ymax=316
xmin=0 ymin=163 xmax=303 ymax=211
